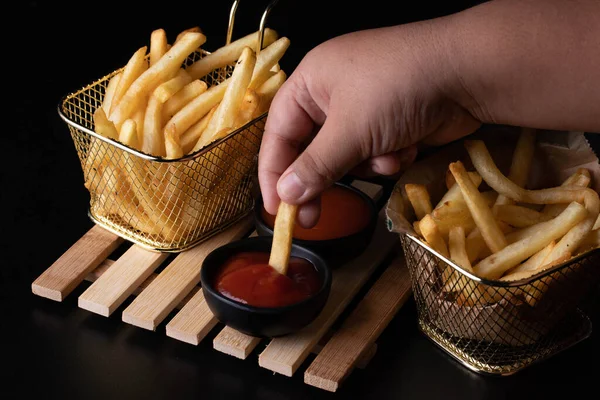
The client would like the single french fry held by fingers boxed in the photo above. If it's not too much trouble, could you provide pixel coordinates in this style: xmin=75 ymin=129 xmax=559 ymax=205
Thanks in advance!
xmin=194 ymin=46 xmax=257 ymax=151
xmin=186 ymin=28 xmax=278 ymax=81
xmin=109 ymin=31 xmax=206 ymax=129
xmin=150 ymin=28 xmax=168 ymax=67
xmin=405 ymin=184 xmax=433 ymax=221
xmin=269 ymin=202 xmax=298 ymax=275
xmin=449 ymin=161 xmax=508 ymax=253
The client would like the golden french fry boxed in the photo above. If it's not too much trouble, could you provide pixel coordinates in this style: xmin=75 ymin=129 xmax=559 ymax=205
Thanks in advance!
xmin=449 ymin=161 xmax=508 ymax=253
xmin=142 ymin=94 xmax=165 ymax=157
xmin=269 ymin=201 xmax=298 ymax=275
xmin=494 ymin=204 xmax=552 ymax=228
xmin=132 ymin=98 xmax=147 ymax=147
xmin=180 ymin=105 xmax=217 ymax=155
xmin=575 ymin=228 xmax=600 ymax=255
xmin=109 ymin=32 xmax=206 ymax=129
xmin=165 ymin=123 xmax=183 ymax=159
xmin=110 ymin=46 xmax=149 ymax=115
xmin=186 ymin=28 xmax=278 ymax=81
xmin=449 ymin=226 xmax=472 ymax=272
xmin=150 ymin=28 xmax=168 ymax=67
xmin=473 ymin=201 xmax=588 ymax=279
xmin=248 ymin=37 xmax=291 ymax=90
xmin=233 ymin=88 xmax=260 ymax=129
xmin=164 ymin=79 xmax=229 ymax=146
xmin=93 ymin=108 xmax=119 ymax=140
xmin=465 ymin=221 xmax=513 ymax=263
xmin=102 ymin=73 xmax=122 ymax=115
xmin=419 ymin=214 xmax=449 ymax=258
xmin=254 ymin=69 xmax=286 ymax=116
xmin=435 ymin=171 xmax=482 ymax=208
xmin=465 ymin=139 xmax=600 ymax=267
xmin=505 ymin=240 xmax=555 ymax=275
xmin=153 ymin=69 xmax=193 ymax=103
xmin=541 ymin=169 xmax=591 ymax=218
xmin=162 ymin=79 xmax=208 ymax=120
xmin=405 ymin=184 xmax=433 ymax=220
xmin=493 ymin=127 xmax=536 ymax=208
xmin=445 ymin=168 xmax=456 ymax=190
xmin=194 ymin=46 xmax=257 ymax=151
xmin=175 ymin=26 xmax=203 ymax=44
xmin=119 ymin=119 xmax=139 ymax=150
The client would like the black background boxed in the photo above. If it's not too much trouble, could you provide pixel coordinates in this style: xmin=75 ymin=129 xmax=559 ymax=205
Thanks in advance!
xmin=4 ymin=1 xmax=599 ymax=399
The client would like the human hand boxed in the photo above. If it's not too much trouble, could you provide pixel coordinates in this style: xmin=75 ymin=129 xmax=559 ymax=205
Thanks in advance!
xmin=258 ymin=21 xmax=481 ymax=227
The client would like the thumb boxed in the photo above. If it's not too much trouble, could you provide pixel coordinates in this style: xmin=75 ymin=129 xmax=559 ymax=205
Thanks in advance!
xmin=277 ymin=113 xmax=364 ymax=205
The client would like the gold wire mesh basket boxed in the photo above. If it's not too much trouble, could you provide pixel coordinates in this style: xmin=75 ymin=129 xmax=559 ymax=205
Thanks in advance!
xmin=400 ymin=233 xmax=600 ymax=375
xmin=57 ymin=1 xmax=279 ymax=252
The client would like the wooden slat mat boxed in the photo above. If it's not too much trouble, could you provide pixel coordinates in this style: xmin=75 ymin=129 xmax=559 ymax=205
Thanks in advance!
xmin=31 ymin=180 xmax=413 ymax=392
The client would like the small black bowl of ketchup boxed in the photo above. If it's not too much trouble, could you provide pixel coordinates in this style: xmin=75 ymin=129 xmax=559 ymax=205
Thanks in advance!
xmin=201 ymin=236 xmax=332 ymax=338
xmin=254 ymin=182 xmax=378 ymax=268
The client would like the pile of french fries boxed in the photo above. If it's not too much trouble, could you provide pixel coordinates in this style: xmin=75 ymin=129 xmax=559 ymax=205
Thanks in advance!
xmin=85 ymin=26 xmax=289 ymax=243
xmin=405 ymin=128 xmax=600 ymax=307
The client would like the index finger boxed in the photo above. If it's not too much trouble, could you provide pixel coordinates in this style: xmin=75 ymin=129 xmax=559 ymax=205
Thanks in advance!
xmin=258 ymin=78 xmax=325 ymax=215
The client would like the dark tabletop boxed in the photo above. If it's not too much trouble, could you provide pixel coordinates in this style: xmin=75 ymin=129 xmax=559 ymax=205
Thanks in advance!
xmin=4 ymin=1 xmax=599 ymax=399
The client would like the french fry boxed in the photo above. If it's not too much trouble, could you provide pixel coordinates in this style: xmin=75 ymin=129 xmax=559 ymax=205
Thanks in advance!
xmin=465 ymin=139 xmax=600 ymax=268
xmin=505 ymin=240 xmax=555 ymax=275
xmin=254 ymin=69 xmax=287 ymax=116
xmin=405 ymin=184 xmax=433 ymax=220
xmin=449 ymin=161 xmax=508 ymax=253
xmin=149 ymin=28 xmax=168 ymax=67
xmin=180 ymin=105 xmax=217 ymax=155
xmin=269 ymin=201 xmax=298 ymax=275
xmin=109 ymin=31 xmax=206 ymax=129
xmin=132 ymin=98 xmax=147 ymax=147
xmin=248 ymin=37 xmax=291 ymax=90
xmin=102 ymin=73 xmax=122 ymax=115
xmin=141 ymin=93 xmax=165 ymax=157
xmin=194 ymin=46 xmax=256 ymax=151
xmin=445 ymin=168 xmax=456 ymax=190
xmin=152 ymin=69 xmax=193 ymax=103
xmin=164 ymin=79 xmax=230 ymax=146
xmin=175 ymin=26 xmax=203 ymax=44
xmin=186 ymin=28 xmax=278 ymax=81
xmin=541 ymin=169 xmax=591 ymax=218
xmin=435 ymin=172 xmax=482 ymax=208
xmin=473 ymin=201 xmax=588 ymax=279
xmin=93 ymin=108 xmax=119 ymax=140
xmin=119 ymin=118 xmax=139 ymax=149
xmin=110 ymin=46 xmax=149 ymax=115
xmin=165 ymin=123 xmax=184 ymax=159
xmin=162 ymin=79 xmax=208 ymax=120
xmin=233 ymin=88 xmax=260 ymax=129
xmin=419 ymin=214 xmax=449 ymax=258
xmin=575 ymin=228 xmax=600 ymax=255
xmin=494 ymin=204 xmax=552 ymax=228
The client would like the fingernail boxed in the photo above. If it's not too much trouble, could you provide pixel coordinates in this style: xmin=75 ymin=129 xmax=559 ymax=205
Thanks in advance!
xmin=278 ymin=172 xmax=306 ymax=202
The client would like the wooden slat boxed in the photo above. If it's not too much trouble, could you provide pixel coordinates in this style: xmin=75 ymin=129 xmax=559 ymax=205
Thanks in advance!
xmin=32 ymin=225 xmax=123 ymax=301
xmin=78 ymin=246 xmax=169 ymax=316
xmin=121 ymin=216 xmax=254 ymax=331
xmin=85 ymin=262 xmax=200 ymax=310
xmin=213 ymin=327 xmax=263 ymax=359
xmin=304 ymin=253 xmax=412 ymax=392
xmin=212 ymin=180 xmax=384 ymax=360
xmin=258 ymin=209 xmax=398 ymax=376
xmin=165 ymin=288 xmax=217 ymax=345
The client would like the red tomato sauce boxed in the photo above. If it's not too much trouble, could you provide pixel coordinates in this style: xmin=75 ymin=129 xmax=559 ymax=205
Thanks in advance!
xmin=214 ymin=251 xmax=321 ymax=308
xmin=261 ymin=185 xmax=372 ymax=241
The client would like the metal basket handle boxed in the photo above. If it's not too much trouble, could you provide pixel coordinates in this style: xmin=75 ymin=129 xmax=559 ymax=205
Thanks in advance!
xmin=226 ymin=0 xmax=280 ymax=54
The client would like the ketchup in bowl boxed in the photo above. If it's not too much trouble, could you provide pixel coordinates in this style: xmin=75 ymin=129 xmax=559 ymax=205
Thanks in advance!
xmin=261 ymin=184 xmax=372 ymax=241
xmin=214 ymin=251 xmax=322 ymax=308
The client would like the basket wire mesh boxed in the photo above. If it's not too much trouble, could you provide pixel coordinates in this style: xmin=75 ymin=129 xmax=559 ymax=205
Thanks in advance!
xmin=400 ymin=234 xmax=600 ymax=375
xmin=57 ymin=1 xmax=279 ymax=252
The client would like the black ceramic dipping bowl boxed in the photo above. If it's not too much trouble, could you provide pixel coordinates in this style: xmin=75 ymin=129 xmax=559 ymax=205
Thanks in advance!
xmin=200 ymin=236 xmax=332 ymax=338
xmin=254 ymin=182 xmax=379 ymax=268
